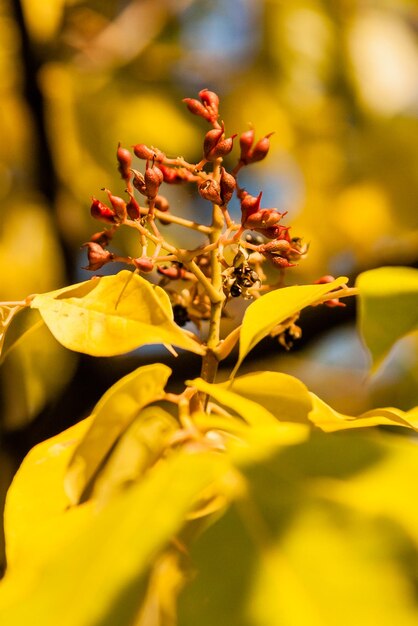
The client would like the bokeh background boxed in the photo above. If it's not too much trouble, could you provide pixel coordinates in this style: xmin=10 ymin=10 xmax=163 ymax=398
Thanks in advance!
xmin=1 ymin=0 xmax=418 ymax=571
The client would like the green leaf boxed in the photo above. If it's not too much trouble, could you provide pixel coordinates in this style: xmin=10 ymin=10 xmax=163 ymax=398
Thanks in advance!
xmin=232 ymin=277 xmax=348 ymax=376
xmin=65 ymin=363 xmax=172 ymax=505
xmin=356 ymin=266 xmax=418 ymax=368
xmin=0 ymin=449 xmax=232 ymax=626
xmin=30 ymin=270 xmax=205 ymax=357
xmin=92 ymin=406 xmax=178 ymax=502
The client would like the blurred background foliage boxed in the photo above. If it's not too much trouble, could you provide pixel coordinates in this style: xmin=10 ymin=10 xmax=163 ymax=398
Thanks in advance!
xmin=1 ymin=0 xmax=418 ymax=571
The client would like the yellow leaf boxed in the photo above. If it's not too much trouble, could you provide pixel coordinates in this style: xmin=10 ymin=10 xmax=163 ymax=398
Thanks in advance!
xmin=30 ymin=270 xmax=205 ymax=356
xmin=92 ymin=406 xmax=178 ymax=502
xmin=188 ymin=377 xmax=309 ymax=463
xmin=20 ymin=0 xmax=66 ymax=43
xmin=65 ymin=363 xmax=172 ymax=505
xmin=3 ymin=418 xmax=93 ymax=572
xmin=232 ymin=277 xmax=348 ymax=376
xmin=0 ymin=451 xmax=233 ymax=626
xmin=308 ymin=393 xmax=418 ymax=432
xmin=356 ymin=266 xmax=418 ymax=369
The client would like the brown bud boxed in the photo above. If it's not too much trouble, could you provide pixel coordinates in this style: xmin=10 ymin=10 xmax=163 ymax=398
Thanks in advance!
xmin=133 ymin=144 xmax=155 ymax=160
xmin=144 ymin=166 xmax=163 ymax=199
xmin=82 ymin=242 xmax=114 ymax=271
xmin=239 ymin=129 xmax=255 ymax=163
xmin=247 ymin=133 xmax=274 ymax=164
xmin=206 ymin=135 xmax=236 ymax=161
xmin=219 ymin=167 xmax=236 ymax=205
xmin=126 ymin=191 xmax=142 ymax=220
xmin=158 ymin=164 xmax=192 ymax=184
xmin=203 ymin=128 xmax=224 ymax=159
xmin=90 ymin=229 xmax=115 ymax=247
xmin=133 ymin=257 xmax=154 ymax=273
xmin=103 ymin=188 xmax=127 ymax=222
xmin=240 ymin=191 xmax=262 ymax=224
xmin=199 ymin=89 xmax=219 ymax=113
xmin=259 ymin=239 xmax=292 ymax=255
xmin=183 ymin=98 xmax=212 ymax=122
xmin=268 ymin=255 xmax=295 ymax=269
xmin=131 ymin=169 xmax=147 ymax=195
xmin=198 ymin=179 xmax=223 ymax=204
xmin=154 ymin=195 xmax=170 ymax=212
xmin=117 ymin=144 xmax=132 ymax=180
xmin=90 ymin=198 xmax=118 ymax=224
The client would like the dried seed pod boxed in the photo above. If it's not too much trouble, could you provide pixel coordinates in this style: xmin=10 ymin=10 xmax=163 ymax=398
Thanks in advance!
xmin=198 ymin=179 xmax=222 ymax=204
xmin=82 ymin=242 xmax=114 ymax=270
xmin=219 ymin=167 xmax=236 ymax=205
xmin=203 ymin=128 xmax=224 ymax=159
xmin=206 ymin=135 xmax=236 ymax=161
xmin=131 ymin=169 xmax=147 ymax=195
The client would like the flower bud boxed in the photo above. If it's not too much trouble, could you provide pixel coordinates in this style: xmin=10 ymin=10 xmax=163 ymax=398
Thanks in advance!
xmin=90 ymin=198 xmax=118 ymax=224
xmin=154 ymin=195 xmax=170 ymax=212
xmin=203 ymin=128 xmax=224 ymax=159
xmin=259 ymin=239 xmax=292 ymax=255
xmin=133 ymin=257 xmax=154 ymax=272
xmin=126 ymin=191 xmax=141 ymax=219
xmin=247 ymin=133 xmax=273 ymax=163
xmin=198 ymin=179 xmax=222 ymax=204
xmin=183 ymin=98 xmax=209 ymax=119
xmin=199 ymin=89 xmax=219 ymax=113
xmin=158 ymin=164 xmax=192 ymax=184
xmin=102 ymin=188 xmax=127 ymax=222
xmin=144 ymin=166 xmax=163 ymax=199
xmin=117 ymin=144 xmax=132 ymax=180
xmin=90 ymin=229 xmax=115 ymax=247
xmin=268 ymin=255 xmax=295 ymax=269
xmin=133 ymin=144 xmax=155 ymax=160
xmin=239 ymin=129 xmax=255 ymax=163
xmin=206 ymin=135 xmax=236 ymax=161
xmin=82 ymin=242 xmax=114 ymax=271
xmin=240 ymin=191 xmax=262 ymax=224
xmin=244 ymin=208 xmax=284 ymax=230
xmin=219 ymin=167 xmax=236 ymax=205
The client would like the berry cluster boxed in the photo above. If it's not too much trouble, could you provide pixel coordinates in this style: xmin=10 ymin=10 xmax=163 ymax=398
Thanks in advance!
xmin=84 ymin=89 xmax=321 ymax=337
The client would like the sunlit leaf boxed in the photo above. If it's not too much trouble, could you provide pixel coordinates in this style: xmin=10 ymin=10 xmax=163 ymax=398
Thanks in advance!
xmin=1 ymin=309 xmax=76 ymax=430
xmin=308 ymin=393 xmax=418 ymax=432
xmin=92 ymin=406 xmax=178 ymax=502
xmin=232 ymin=277 xmax=348 ymax=376
xmin=217 ymin=371 xmax=313 ymax=424
xmin=20 ymin=0 xmax=66 ymax=43
xmin=30 ymin=270 xmax=205 ymax=356
xmin=179 ymin=432 xmax=418 ymax=626
xmin=356 ymin=266 xmax=418 ymax=369
xmin=188 ymin=377 xmax=309 ymax=462
xmin=65 ymin=363 xmax=172 ymax=505
xmin=3 ymin=417 xmax=93 ymax=571
xmin=0 ymin=450 xmax=233 ymax=626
